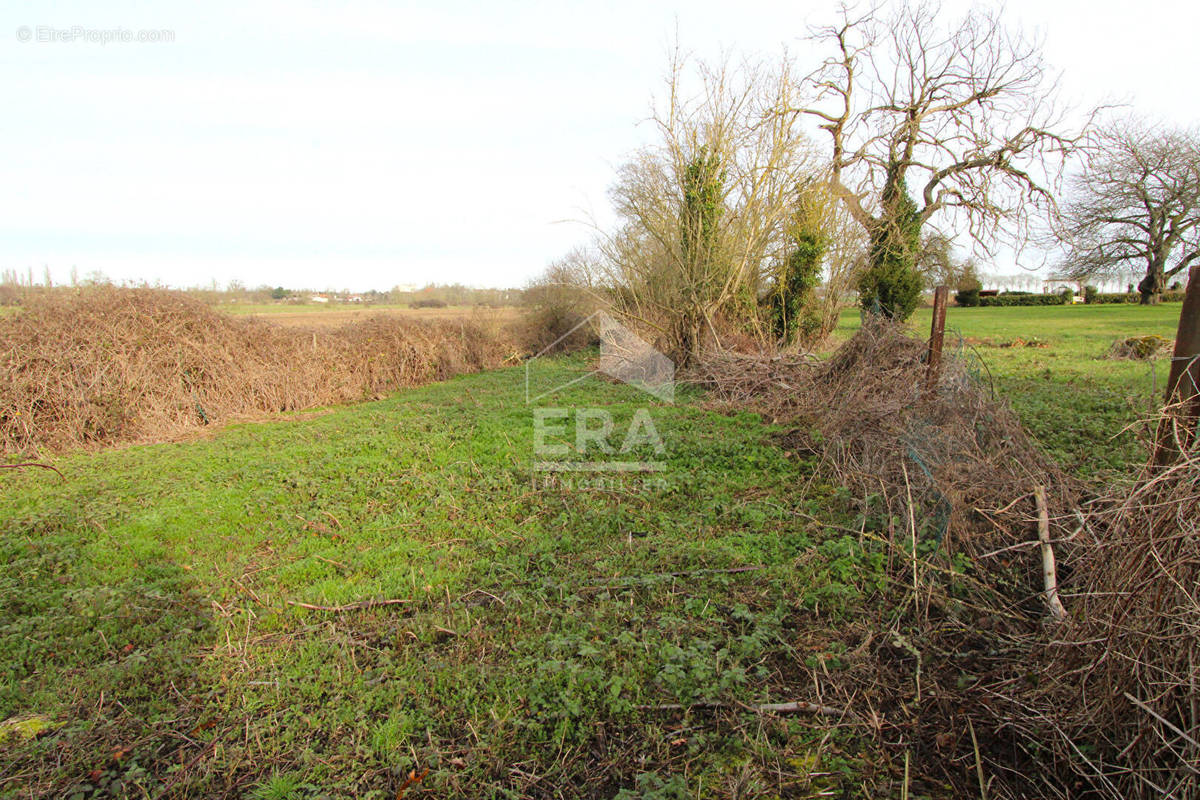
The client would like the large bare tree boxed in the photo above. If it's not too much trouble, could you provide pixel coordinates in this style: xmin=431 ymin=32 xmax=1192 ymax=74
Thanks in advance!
xmin=599 ymin=52 xmax=819 ymax=365
xmin=1057 ymin=119 xmax=1200 ymax=303
xmin=785 ymin=2 xmax=1082 ymax=318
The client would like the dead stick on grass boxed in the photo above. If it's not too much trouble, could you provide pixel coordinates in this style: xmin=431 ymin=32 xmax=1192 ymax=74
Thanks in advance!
xmin=286 ymin=598 xmax=409 ymax=613
xmin=637 ymin=699 xmax=844 ymax=717
xmin=1034 ymin=486 xmax=1068 ymax=624
xmin=0 ymin=462 xmax=65 ymax=480
xmin=969 ymin=718 xmax=988 ymax=800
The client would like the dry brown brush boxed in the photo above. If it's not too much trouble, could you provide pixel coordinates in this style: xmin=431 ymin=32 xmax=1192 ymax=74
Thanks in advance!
xmin=688 ymin=318 xmax=1196 ymax=797
xmin=1034 ymin=415 xmax=1200 ymax=799
xmin=1 ymin=287 xmax=518 ymax=455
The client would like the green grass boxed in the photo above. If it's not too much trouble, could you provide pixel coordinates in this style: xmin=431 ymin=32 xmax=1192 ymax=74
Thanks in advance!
xmin=1 ymin=358 xmax=881 ymax=798
xmin=835 ymin=302 xmax=1182 ymax=475
xmin=2 ymin=302 xmax=1182 ymax=796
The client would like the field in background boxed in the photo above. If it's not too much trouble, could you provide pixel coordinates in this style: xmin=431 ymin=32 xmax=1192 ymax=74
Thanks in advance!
xmin=833 ymin=303 xmax=1181 ymax=475
xmin=224 ymin=304 xmax=523 ymax=329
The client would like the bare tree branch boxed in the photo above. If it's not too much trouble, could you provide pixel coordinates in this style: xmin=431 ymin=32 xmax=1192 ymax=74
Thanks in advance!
xmin=783 ymin=1 xmax=1085 ymax=260
xmin=1055 ymin=117 xmax=1200 ymax=302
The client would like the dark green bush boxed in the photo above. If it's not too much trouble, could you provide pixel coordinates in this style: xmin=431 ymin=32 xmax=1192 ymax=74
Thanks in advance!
xmin=858 ymin=168 xmax=923 ymax=321
xmin=954 ymin=287 xmax=981 ymax=307
xmin=1088 ymin=292 xmax=1184 ymax=304
xmin=977 ymin=294 xmax=1067 ymax=307
xmin=1084 ymin=285 xmax=1099 ymax=304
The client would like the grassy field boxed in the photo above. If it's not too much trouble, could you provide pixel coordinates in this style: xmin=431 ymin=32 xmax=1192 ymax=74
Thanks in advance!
xmin=0 ymin=358 xmax=883 ymax=798
xmin=0 ymin=302 xmax=1185 ymax=797
xmin=836 ymin=303 xmax=1182 ymax=475
xmin=216 ymin=304 xmax=520 ymax=329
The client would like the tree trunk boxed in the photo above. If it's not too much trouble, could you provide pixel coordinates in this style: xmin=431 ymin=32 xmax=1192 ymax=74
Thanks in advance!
xmin=1138 ymin=271 xmax=1162 ymax=305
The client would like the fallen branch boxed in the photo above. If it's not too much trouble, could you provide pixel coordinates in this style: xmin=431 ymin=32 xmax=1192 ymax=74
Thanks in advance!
xmin=286 ymin=598 xmax=409 ymax=613
xmin=1123 ymin=692 xmax=1200 ymax=751
xmin=1034 ymin=486 xmax=1068 ymax=624
xmin=637 ymin=699 xmax=844 ymax=717
xmin=0 ymin=461 xmax=65 ymax=480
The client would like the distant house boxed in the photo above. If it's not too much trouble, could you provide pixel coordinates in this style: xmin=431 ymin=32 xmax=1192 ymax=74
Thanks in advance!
xmin=310 ymin=295 xmax=330 ymax=304
xmin=346 ymin=295 xmax=364 ymax=303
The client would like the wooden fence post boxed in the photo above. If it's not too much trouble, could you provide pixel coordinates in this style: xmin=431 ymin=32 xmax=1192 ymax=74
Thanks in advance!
xmin=925 ymin=286 xmax=949 ymax=393
xmin=1153 ymin=265 xmax=1200 ymax=467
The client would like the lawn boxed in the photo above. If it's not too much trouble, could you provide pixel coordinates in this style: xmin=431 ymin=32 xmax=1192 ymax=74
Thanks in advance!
xmin=1 ymin=302 xmax=1185 ymax=797
xmin=0 ymin=358 xmax=881 ymax=798
xmin=835 ymin=302 xmax=1183 ymax=476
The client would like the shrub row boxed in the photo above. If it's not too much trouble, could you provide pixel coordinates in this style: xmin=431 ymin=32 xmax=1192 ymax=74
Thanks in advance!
xmin=1 ymin=288 xmax=521 ymax=454
xmin=979 ymin=294 xmax=1069 ymax=307
xmin=956 ymin=289 xmax=1068 ymax=307
xmin=1085 ymin=291 xmax=1186 ymax=304
xmin=956 ymin=289 xmax=1188 ymax=307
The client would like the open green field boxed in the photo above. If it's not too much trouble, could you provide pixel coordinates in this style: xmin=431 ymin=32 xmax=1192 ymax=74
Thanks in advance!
xmin=836 ymin=303 xmax=1182 ymax=475
xmin=0 ymin=302 xmax=1184 ymax=797
xmin=0 ymin=359 xmax=880 ymax=798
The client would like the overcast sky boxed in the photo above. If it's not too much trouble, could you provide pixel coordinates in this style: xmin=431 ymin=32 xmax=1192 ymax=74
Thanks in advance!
xmin=2 ymin=0 xmax=1198 ymax=292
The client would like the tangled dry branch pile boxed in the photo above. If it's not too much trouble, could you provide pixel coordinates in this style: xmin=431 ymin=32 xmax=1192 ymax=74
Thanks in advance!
xmin=693 ymin=317 xmax=1075 ymax=559
xmin=1037 ymin=418 xmax=1200 ymax=799
xmin=0 ymin=288 xmax=518 ymax=455
xmin=692 ymin=318 xmax=1198 ymax=798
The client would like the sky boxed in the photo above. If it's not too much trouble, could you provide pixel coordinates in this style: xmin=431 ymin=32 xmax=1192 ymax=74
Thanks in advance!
xmin=2 ymin=0 xmax=1199 ymax=292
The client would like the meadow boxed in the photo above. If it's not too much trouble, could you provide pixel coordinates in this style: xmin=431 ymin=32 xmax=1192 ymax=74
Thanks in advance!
xmin=0 ymin=301 xmax=1186 ymax=797
xmin=218 ymin=304 xmax=520 ymax=330
xmin=837 ymin=303 xmax=1181 ymax=475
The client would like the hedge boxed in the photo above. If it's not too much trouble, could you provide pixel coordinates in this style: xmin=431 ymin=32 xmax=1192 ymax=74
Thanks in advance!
xmin=1087 ymin=292 xmax=1186 ymax=304
xmin=956 ymin=290 xmax=1188 ymax=308
xmin=977 ymin=294 xmax=1067 ymax=307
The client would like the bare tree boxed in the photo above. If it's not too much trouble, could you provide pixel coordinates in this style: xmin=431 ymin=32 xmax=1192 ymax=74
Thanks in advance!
xmin=599 ymin=52 xmax=820 ymax=365
xmin=784 ymin=2 xmax=1082 ymax=318
xmin=1057 ymin=118 xmax=1200 ymax=303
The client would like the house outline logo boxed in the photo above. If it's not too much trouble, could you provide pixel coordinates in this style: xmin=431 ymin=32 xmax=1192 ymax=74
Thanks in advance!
xmin=524 ymin=311 xmax=675 ymax=405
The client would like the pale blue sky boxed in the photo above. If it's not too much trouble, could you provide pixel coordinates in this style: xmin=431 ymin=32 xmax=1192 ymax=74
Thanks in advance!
xmin=2 ymin=1 xmax=1198 ymax=291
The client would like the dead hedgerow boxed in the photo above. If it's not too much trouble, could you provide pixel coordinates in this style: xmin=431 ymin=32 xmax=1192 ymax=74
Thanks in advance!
xmin=1 ymin=288 xmax=520 ymax=455
xmin=1036 ymin=417 xmax=1200 ymax=800
xmin=691 ymin=317 xmax=1199 ymax=798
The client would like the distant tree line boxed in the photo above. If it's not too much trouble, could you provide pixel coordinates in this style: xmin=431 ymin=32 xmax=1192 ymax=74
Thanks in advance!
xmin=0 ymin=274 xmax=527 ymax=310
